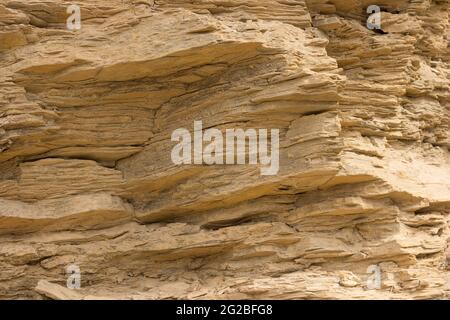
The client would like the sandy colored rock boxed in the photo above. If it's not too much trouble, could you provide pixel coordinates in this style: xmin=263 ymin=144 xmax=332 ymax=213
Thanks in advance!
xmin=0 ymin=0 xmax=449 ymax=299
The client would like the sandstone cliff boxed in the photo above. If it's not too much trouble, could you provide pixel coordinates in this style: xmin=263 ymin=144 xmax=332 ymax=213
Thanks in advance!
xmin=0 ymin=0 xmax=449 ymax=299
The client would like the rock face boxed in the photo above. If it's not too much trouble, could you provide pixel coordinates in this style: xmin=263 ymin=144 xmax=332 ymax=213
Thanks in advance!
xmin=0 ymin=0 xmax=449 ymax=300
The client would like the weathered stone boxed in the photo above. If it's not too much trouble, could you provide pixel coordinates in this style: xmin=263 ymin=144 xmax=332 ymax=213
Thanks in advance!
xmin=0 ymin=0 xmax=449 ymax=300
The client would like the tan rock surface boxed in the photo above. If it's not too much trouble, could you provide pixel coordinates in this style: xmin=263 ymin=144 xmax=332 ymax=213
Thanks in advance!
xmin=0 ymin=0 xmax=449 ymax=299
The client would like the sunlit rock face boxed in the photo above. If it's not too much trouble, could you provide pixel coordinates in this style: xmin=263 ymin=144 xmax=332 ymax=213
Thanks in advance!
xmin=0 ymin=0 xmax=449 ymax=299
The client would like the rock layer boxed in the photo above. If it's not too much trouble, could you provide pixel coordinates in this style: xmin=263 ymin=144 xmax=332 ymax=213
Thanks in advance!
xmin=0 ymin=0 xmax=449 ymax=299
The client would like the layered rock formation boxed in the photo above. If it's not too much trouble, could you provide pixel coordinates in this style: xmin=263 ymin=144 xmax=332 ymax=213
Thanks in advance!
xmin=0 ymin=0 xmax=449 ymax=299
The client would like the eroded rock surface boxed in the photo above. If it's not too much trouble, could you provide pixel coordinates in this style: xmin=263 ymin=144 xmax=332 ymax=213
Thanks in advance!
xmin=0 ymin=0 xmax=449 ymax=299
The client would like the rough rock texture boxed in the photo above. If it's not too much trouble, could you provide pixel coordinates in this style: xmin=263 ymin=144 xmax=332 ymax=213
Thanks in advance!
xmin=0 ymin=0 xmax=449 ymax=300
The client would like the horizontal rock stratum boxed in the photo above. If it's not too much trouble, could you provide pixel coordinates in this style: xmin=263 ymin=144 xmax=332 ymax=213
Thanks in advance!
xmin=0 ymin=0 xmax=449 ymax=300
